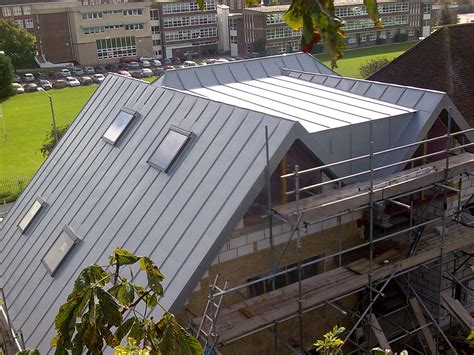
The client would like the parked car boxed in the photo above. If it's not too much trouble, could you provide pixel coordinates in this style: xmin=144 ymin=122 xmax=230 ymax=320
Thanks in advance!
xmin=84 ymin=66 xmax=95 ymax=74
xmin=183 ymin=60 xmax=198 ymax=67
xmin=215 ymin=58 xmax=230 ymax=63
xmin=12 ymin=83 xmax=24 ymax=94
xmin=163 ymin=65 xmax=174 ymax=71
xmin=172 ymin=57 xmax=181 ymax=65
xmin=12 ymin=73 xmax=21 ymax=83
xmin=130 ymin=70 xmax=143 ymax=79
xmin=79 ymin=76 xmax=93 ymax=85
xmin=65 ymin=76 xmax=80 ymax=87
xmin=23 ymin=73 xmax=35 ymax=82
xmin=34 ymin=72 xmax=46 ymax=80
xmin=72 ymin=67 xmax=84 ymax=76
xmin=24 ymin=83 xmax=39 ymax=92
xmin=126 ymin=62 xmax=140 ymax=70
xmin=117 ymin=70 xmax=132 ymax=78
xmin=95 ymin=66 xmax=107 ymax=74
xmin=152 ymin=67 xmax=164 ymax=76
xmin=141 ymin=60 xmax=151 ymax=68
xmin=106 ymin=64 xmax=120 ymax=72
xmin=161 ymin=58 xmax=172 ymax=65
xmin=120 ymin=56 xmax=138 ymax=63
xmin=38 ymin=79 xmax=52 ymax=90
xmin=141 ymin=68 xmax=153 ymax=78
xmin=52 ymin=79 xmax=67 ymax=89
xmin=60 ymin=68 xmax=72 ymax=77
xmin=205 ymin=58 xmax=217 ymax=65
xmin=150 ymin=59 xmax=161 ymax=67
xmin=139 ymin=56 xmax=154 ymax=62
xmin=92 ymin=73 xmax=105 ymax=83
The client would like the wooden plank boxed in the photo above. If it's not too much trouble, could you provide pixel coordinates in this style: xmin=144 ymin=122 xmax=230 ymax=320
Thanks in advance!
xmin=367 ymin=313 xmax=391 ymax=351
xmin=346 ymin=258 xmax=381 ymax=274
xmin=441 ymin=293 xmax=474 ymax=331
xmin=409 ymin=298 xmax=437 ymax=354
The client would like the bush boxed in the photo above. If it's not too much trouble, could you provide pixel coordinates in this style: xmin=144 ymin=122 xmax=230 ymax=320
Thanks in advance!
xmin=0 ymin=53 xmax=14 ymax=100
xmin=359 ymin=57 xmax=391 ymax=78
xmin=376 ymin=37 xmax=386 ymax=45
xmin=394 ymin=32 xmax=408 ymax=42
xmin=40 ymin=124 xmax=70 ymax=157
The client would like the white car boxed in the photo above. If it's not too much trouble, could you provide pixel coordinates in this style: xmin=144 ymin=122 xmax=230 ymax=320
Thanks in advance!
xmin=141 ymin=68 xmax=153 ymax=77
xmin=23 ymin=73 xmax=35 ymax=82
xmin=92 ymin=74 xmax=105 ymax=83
xmin=65 ymin=76 xmax=80 ymax=87
xmin=150 ymin=59 xmax=161 ymax=67
xmin=12 ymin=83 xmax=24 ymax=94
xmin=60 ymin=68 xmax=72 ymax=77
xmin=183 ymin=60 xmax=198 ymax=67
xmin=141 ymin=60 xmax=151 ymax=68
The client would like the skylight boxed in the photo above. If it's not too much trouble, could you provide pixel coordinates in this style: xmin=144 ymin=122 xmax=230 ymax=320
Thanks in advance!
xmin=103 ymin=108 xmax=136 ymax=144
xmin=42 ymin=226 xmax=79 ymax=276
xmin=18 ymin=197 xmax=45 ymax=233
xmin=148 ymin=127 xmax=191 ymax=172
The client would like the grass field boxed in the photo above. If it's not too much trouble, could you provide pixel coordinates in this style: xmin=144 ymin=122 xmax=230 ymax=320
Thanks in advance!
xmin=317 ymin=41 xmax=416 ymax=78
xmin=0 ymin=43 xmax=416 ymax=181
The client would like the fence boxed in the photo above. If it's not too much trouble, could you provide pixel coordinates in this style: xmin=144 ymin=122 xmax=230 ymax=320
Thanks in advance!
xmin=0 ymin=175 xmax=32 ymax=201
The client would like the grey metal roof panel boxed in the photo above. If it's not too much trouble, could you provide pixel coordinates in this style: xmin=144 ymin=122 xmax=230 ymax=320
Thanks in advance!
xmin=0 ymin=74 xmax=298 ymax=352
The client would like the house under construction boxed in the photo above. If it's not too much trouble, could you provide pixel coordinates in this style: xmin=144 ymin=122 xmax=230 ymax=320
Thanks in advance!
xmin=1 ymin=53 xmax=474 ymax=354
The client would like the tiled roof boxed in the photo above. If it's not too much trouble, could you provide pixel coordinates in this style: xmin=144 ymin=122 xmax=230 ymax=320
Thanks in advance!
xmin=369 ymin=23 xmax=474 ymax=127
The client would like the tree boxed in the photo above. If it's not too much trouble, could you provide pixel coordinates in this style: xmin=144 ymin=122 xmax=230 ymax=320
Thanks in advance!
xmin=0 ymin=53 xmax=14 ymax=100
xmin=40 ymin=124 xmax=69 ymax=157
xmin=359 ymin=57 xmax=391 ymax=78
xmin=314 ymin=326 xmax=345 ymax=354
xmin=0 ymin=20 xmax=36 ymax=69
xmin=51 ymin=248 xmax=202 ymax=355
xmin=438 ymin=5 xmax=459 ymax=25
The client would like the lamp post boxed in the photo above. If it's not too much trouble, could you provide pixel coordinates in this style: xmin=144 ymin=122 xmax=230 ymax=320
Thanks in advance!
xmin=38 ymin=88 xmax=58 ymax=145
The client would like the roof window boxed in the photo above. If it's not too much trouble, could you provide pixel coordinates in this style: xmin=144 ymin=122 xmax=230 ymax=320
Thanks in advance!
xmin=18 ymin=197 xmax=45 ymax=233
xmin=42 ymin=226 xmax=79 ymax=276
xmin=103 ymin=108 xmax=137 ymax=145
xmin=148 ymin=126 xmax=191 ymax=172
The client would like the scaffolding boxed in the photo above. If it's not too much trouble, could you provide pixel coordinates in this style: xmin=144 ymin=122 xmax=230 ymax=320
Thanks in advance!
xmin=194 ymin=111 xmax=474 ymax=353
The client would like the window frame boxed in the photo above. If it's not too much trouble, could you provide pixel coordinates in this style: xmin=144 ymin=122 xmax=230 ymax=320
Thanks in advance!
xmin=103 ymin=108 xmax=137 ymax=145
xmin=42 ymin=226 xmax=80 ymax=276
xmin=18 ymin=196 xmax=45 ymax=233
xmin=148 ymin=126 xmax=192 ymax=172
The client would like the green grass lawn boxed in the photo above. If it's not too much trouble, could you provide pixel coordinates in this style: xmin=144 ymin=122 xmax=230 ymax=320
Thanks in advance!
xmin=0 ymin=86 xmax=97 ymax=180
xmin=316 ymin=41 xmax=416 ymax=78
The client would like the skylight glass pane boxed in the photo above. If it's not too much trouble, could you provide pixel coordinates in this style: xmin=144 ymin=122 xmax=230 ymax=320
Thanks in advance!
xmin=42 ymin=227 xmax=78 ymax=275
xmin=18 ymin=199 xmax=44 ymax=232
xmin=148 ymin=128 xmax=190 ymax=171
xmin=103 ymin=110 xmax=135 ymax=144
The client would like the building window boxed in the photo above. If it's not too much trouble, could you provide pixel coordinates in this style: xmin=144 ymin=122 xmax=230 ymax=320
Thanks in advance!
xmin=24 ymin=19 xmax=34 ymax=28
xmin=347 ymin=34 xmax=357 ymax=44
xmin=423 ymin=3 xmax=431 ymax=14
xmin=82 ymin=12 xmax=102 ymax=20
xmin=423 ymin=19 xmax=430 ymax=26
xmin=96 ymin=36 xmax=137 ymax=60
xmin=124 ymin=23 xmax=144 ymax=31
xmin=2 ymin=7 xmax=12 ymax=17
xmin=123 ymin=8 xmax=143 ymax=16
xmin=42 ymin=226 xmax=79 ymax=276
xmin=247 ymin=256 xmax=322 ymax=298
xmin=369 ymin=32 xmax=377 ymax=41
xmin=408 ymin=29 xmax=415 ymax=36
xmin=103 ymin=109 xmax=136 ymax=145
xmin=18 ymin=197 xmax=45 ymax=233
xmin=266 ymin=13 xmax=285 ymax=25
xmin=148 ymin=127 xmax=191 ymax=172
xmin=163 ymin=14 xmax=216 ymax=28
xmin=162 ymin=0 xmax=216 ymax=14
xmin=22 ymin=6 xmax=31 ymax=15
xmin=84 ymin=26 xmax=105 ymax=34
xmin=230 ymin=35 xmax=237 ymax=44
xmin=165 ymin=27 xmax=217 ymax=42
xmin=345 ymin=15 xmax=408 ymax=31
xmin=360 ymin=33 xmax=367 ymax=42
xmin=266 ymin=27 xmax=301 ymax=40
xmin=229 ymin=19 xmax=237 ymax=31
xmin=153 ymin=39 xmax=161 ymax=46
xmin=152 ymin=25 xmax=160 ymax=34
xmin=13 ymin=6 xmax=22 ymax=16
xmin=150 ymin=9 xmax=159 ymax=20
xmin=15 ymin=19 xmax=24 ymax=28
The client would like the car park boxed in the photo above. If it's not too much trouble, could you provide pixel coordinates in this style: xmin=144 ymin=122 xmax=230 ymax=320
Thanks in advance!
xmin=120 ymin=57 xmax=137 ymax=63
xmin=161 ymin=58 xmax=172 ymax=65
xmin=72 ymin=67 xmax=84 ymax=76
xmin=60 ymin=68 xmax=72 ymax=77
xmin=171 ymin=57 xmax=181 ymax=65
xmin=23 ymin=73 xmax=35 ymax=82
xmin=38 ymin=79 xmax=52 ymax=90
xmin=139 ymin=56 xmax=154 ymax=62
xmin=117 ymin=70 xmax=132 ymax=78
xmin=106 ymin=64 xmax=120 ymax=72
xmin=150 ymin=59 xmax=161 ymax=67
xmin=141 ymin=68 xmax=153 ymax=77
xmin=92 ymin=74 xmax=105 ymax=83
xmin=12 ymin=83 xmax=24 ymax=94
xmin=152 ymin=67 xmax=164 ymax=76
xmin=65 ymin=76 xmax=80 ymax=87
xmin=52 ymin=79 xmax=67 ymax=89
xmin=183 ymin=60 xmax=198 ymax=67
xmin=79 ymin=76 xmax=93 ymax=85
xmin=126 ymin=62 xmax=140 ymax=70
xmin=24 ymin=83 xmax=39 ymax=92
xmin=95 ymin=66 xmax=107 ymax=74
xmin=12 ymin=73 xmax=21 ymax=83
xmin=141 ymin=60 xmax=151 ymax=68
xmin=130 ymin=70 xmax=143 ymax=79
xmin=84 ymin=66 xmax=95 ymax=74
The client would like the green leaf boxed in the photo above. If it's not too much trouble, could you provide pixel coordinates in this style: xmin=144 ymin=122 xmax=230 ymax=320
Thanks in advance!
xmin=71 ymin=324 xmax=85 ymax=355
xmin=16 ymin=350 xmax=40 ymax=355
xmin=96 ymin=287 xmax=123 ymax=327
xmin=109 ymin=248 xmax=141 ymax=266
xmin=73 ymin=265 xmax=109 ymax=292
xmin=115 ymin=317 xmax=136 ymax=343
xmin=283 ymin=2 xmax=303 ymax=30
xmin=156 ymin=313 xmax=203 ymax=354
xmin=140 ymin=257 xmax=164 ymax=296
xmin=364 ymin=0 xmax=384 ymax=28
xmin=129 ymin=318 xmax=146 ymax=343
xmin=110 ymin=282 xmax=135 ymax=306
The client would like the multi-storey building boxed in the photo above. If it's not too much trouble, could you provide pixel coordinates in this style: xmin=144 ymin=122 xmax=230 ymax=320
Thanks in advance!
xmin=150 ymin=0 xmax=218 ymax=59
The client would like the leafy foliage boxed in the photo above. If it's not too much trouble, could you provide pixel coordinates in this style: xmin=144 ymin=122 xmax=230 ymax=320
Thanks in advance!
xmin=280 ymin=0 xmax=382 ymax=67
xmin=359 ymin=57 xmax=391 ymax=78
xmin=314 ymin=325 xmax=345 ymax=354
xmin=438 ymin=5 xmax=459 ymax=25
xmin=0 ymin=53 xmax=14 ymax=100
xmin=40 ymin=124 xmax=69 ymax=157
xmin=51 ymin=248 xmax=202 ymax=355
xmin=0 ymin=20 xmax=36 ymax=69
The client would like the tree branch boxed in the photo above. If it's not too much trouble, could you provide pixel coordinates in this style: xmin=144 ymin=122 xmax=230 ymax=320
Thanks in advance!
xmin=121 ymin=289 xmax=152 ymax=314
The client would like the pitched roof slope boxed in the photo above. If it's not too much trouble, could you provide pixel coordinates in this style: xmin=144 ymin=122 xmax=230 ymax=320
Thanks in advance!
xmin=0 ymin=74 xmax=298 ymax=352
xmin=369 ymin=23 xmax=474 ymax=126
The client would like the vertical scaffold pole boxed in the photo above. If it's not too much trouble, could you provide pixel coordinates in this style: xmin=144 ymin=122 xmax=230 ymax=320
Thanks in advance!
xmin=367 ymin=119 xmax=375 ymax=351
xmin=295 ymin=164 xmax=304 ymax=353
